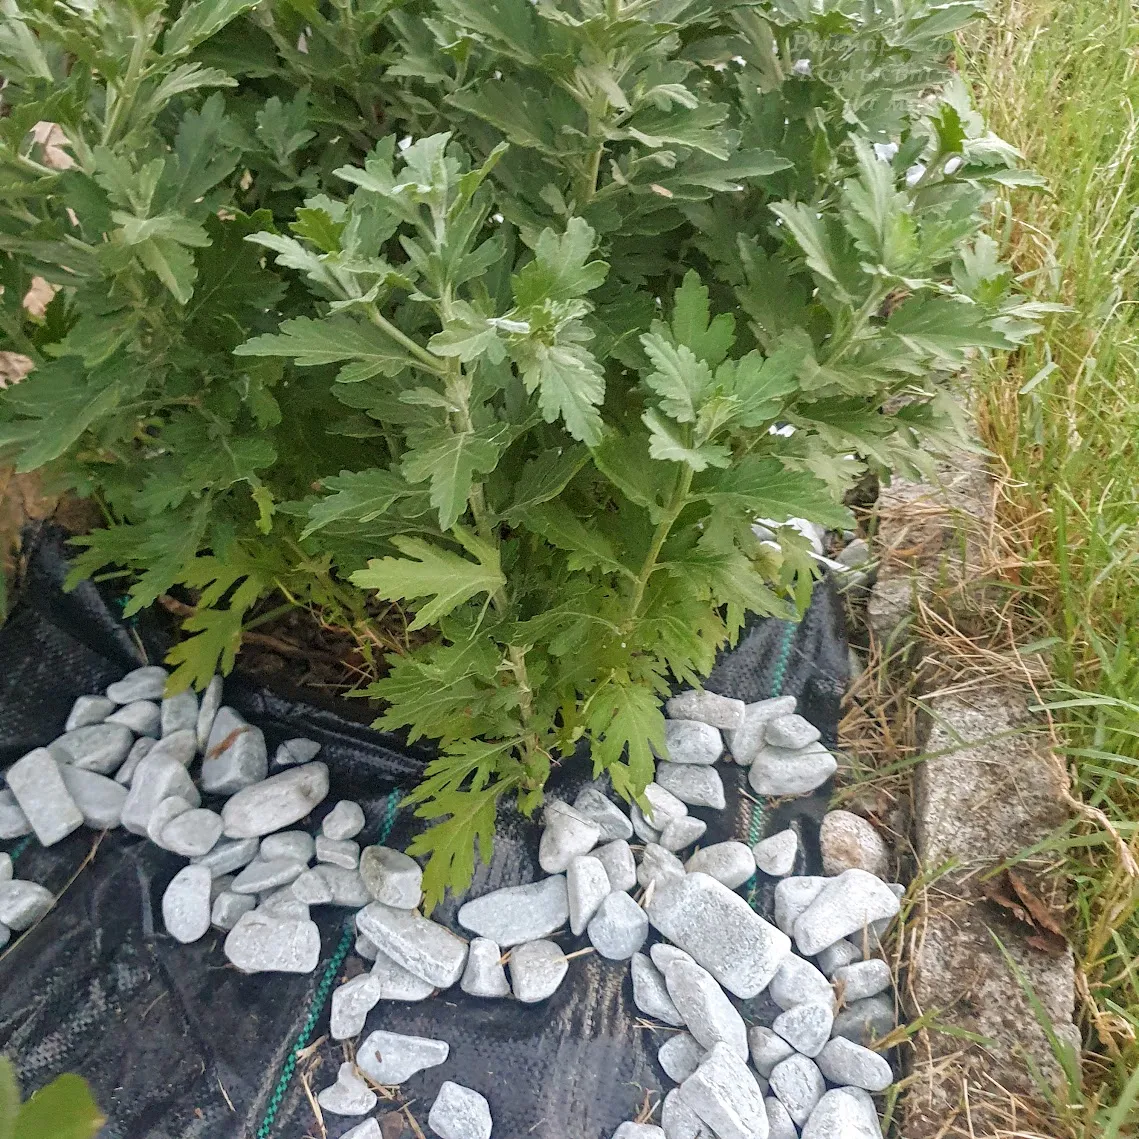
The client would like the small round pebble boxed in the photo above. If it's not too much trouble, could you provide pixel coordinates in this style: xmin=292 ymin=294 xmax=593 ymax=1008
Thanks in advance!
xmin=211 ymin=890 xmax=255 ymax=931
xmin=658 ymin=815 xmax=707 ymax=852
xmin=629 ymin=803 xmax=662 ymax=844
xmin=661 ymin=718 xmax=724 ymax=765
xmin=595 ymin=839 xmax=637 ymax=892
xmin=834 ymin=958 xmax=892 ymax=1002
xmin=161 ymin=688 xmax=198 ymax=736
xmin=317 ymin=1062 xmax=377 ymax=1117
xmin=231 ymin=857 xmax=307 ymax=894
xmin=753 ymin=829 xmax=798 ymax=877
xmin=161 ymin=808 xmax=223 ymax=857
xmin=654 ymin=763 xmax=725 ymax=810
xmin=684 ymin=841 xmax=756 ymax=890
xmin=147 ymin=795 xmax=192 ymax=848
xmin=748 ymin=1025 xmax=795 ymax=1078
xmin=509 ymin=939 xmax=568 ymax=1003
xmin=819 ymin=810 xmax=889 ymax=877
xmin=773 ymin=1000 xmax=834 ymax=1057
xmin=340 ymin=1121 xmax=380 ymax=1139
xmin=461 ymin=936 xmax=510 ymax=998
xmin=664 ymin=958 xmax=748 ymax=1060
xmin=106 ymin=665 xmax=168 ymax=704
xmin=769 ymin=1053 xmax=826 ymax=1126
xmin=657 ymin=1033 xmax=706 ymax=1083
xmin=816 ymin=1037 xmax=893 ymax=1092
xmin=428 ymin=1080 xmax=492 ymax=1139
xmin=322 ymin=799 xmax=365 ymax=840
xmin=66 ymin=695 xmax=115 ymax=731
xmin=162 ymin=865 xmax=212 ymax=943
xmin=356 ymin=1029 xmax=449 ymax=1084
xmin=587 ymin=891 xmax=648 ymax=959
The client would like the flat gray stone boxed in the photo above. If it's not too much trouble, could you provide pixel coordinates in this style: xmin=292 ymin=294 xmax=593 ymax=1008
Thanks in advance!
xmin=666 ymin=690 xmax=745 ymax=731
xmin=588 ymin=890 xmax=648 ymax=959
xmin=58 ymin=766 xmax=127 ymax=829
xmin=195 ymin=675 xmax=223 ymax=752
xmin=641 ymin=783 xmax=688 ymax=829
xmin=816 ymin=1037 xmax=892 ymax=1092
xmin=51 ymin=724 xmax=133 ymax=775
xmin=567 ymin=855 xmax=611 ymax=936
xmin=648 ymin=872 xmax=791 ymax=998
xmin=211 ymin=890 xmax=255 ymax=930
xmin=428 ymin=1081 xmax=492 ymax=1139
xmin=773 ymin=1000 xmax=833 ymax=1057
xmin=765 ymin=713 xmax=821 ymax=750
xmin=651 ymin=943 xmax=696 ymax=972
xmin=0 ymin=789 xmax=31 ymax=839
xmin=661 ymin=720 xmax=725 ymax=766
xmin=0 ymin=853 xmax=10 ymax=881
xmin=831 ymin=994 xmax=895 ymax=1046
xmin=291 ymin=867 xmax=333 ymax=905
xmin=461 ymin=936 xmax=510 ymax=998
xmin=685 ymin=842 xmax=755 ymax=890
xmin=161 ymin=808 xmax=223 ymax=857
xmin=614 ymin=1125 xmax=665 ymax=1139
xmin=162 ymin=865 xmax=211 ymax=943
xmin=658 ymin=1033 xmax=706 ymax=1083
xmin=147 ymin=796 xmax=192 ymax=847
xmin=316 ymin=835 xmax=359 ymax=869
xmin=106 ymin=665 xmax=168 ymax=703
xmin=201 ymin=724 xmax=268 ymax=796
xmin=833 ymin=959 xmax=891 ymax=1002
xmin=359 ymin=845 xmax=423 ymax=908
xmin=656 ymin=764 xmax=725 ymax=810
xmin=769 ymin=1054 xmax=826 ymax=1126
xmin=458 ymin=875 xmax=570 ymax=947
xmin=748 ymin=742 xmax=837 ymax=797
xmin=121 ymin=754 xmax=199 ymax=835
xmin=66 ymin=695 xmax=114 ymax=731
xmin=595 ymin=839 xmax=637 ymax=892
xmin=0 ymin=879 xmax=53 ymax=929
xmin=678 ymin=1042 xmax=768 ymax=1139
xmin=115 ymin=737 xmax=155 ymax=785
xmin=769 ymin=953 xmax=833 ymax=1010
xmin=637 ymin=843 xmax=685 ymax=892
xmin=274 ymin=737 xmax=321 ymax=765
xmin=322 ymin=799 xmax=365 ymax=840
xmin=319 ymin=865 xmax=371 ymax=907
xmin=231 ymin=857 xmax=307 ymax=894
xmin=192 ymin=836 xmax=260 ymax=877
xmin=773 ymin=877 xmax=827 ymax=935
xmin=793 ymin=870 xmax=901 ymax=956
xmin=801 ymin=1088 xmax=881 ymax=1139
xmin=356 ymin=901 xmax=468 ymax=988
xmin=748 ymin=1026 xmax=795 ymax=1077
xmin=632 ymin=952 xmax=684 ymax=1026
xmin=161 ymin=688 xmax=198 ymax=736
xmin=205 ymin=705 xmax=245 ymax=756
xmin=317 ymin=1062 xmax=377 ymax=1116
xmin=224 ymin=910 xmax=321 ymax=973
xmin=260 ymin=831 xmax=315 ymax=863
xmin=662 ymin=1088 xmax=715 ymax=1139
xmin=371 ymin=947 xmax=437 ymax=1000
xmin=6 ymin=747 xmax=83 ymax=846
xmin=146 ymin=729 xmax=197 ymax=767
xmin=355 ymin=932 xmax=378 ymax=960
xmin=341 ymin=1121 xmax=381 ymax=1139
xmin=257 ymin=885 xmax=309 ymax=920
xmin=724 ymin=696 xmax=796 ymax=765
xmin=753 ymin=830 xmax=798 ymax=877
xmin=539 ymin=799 xmax=601 ymax=872
xmin=819 ymin=811 xmax=889 ymax=878
xmin=630 ymin=803 xmax=662 ymax=844
xmin=105 ymin=700 xmax=161 ymax=736
xmin=573 ymin=786 xmax=634 ymax=841
xmin=357 ymin=1029 xmax=450 ymax=1084
xmin=659 ymin=815 xmax=707 ymax=853
xmin=221 ymin=762 xmax=329 ymax=838
xmin=765 ymin=1096 xmax=797 ymax=1139
xmin=664 ymin=958 xmax=748 ymax=1060
xmin=331 ymin=973 xmax=383 ymax=1039
xmin=509 ymin=939 xmax=568 ymax=1002
xmin=816 ymin=939 xmax=862 ymax=977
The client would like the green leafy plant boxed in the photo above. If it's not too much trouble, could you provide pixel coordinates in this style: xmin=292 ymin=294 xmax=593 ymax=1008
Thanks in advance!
xmin=0 ymin=1057 xmax=104 ymax=1139
xmin=0 ymin=0 xmax=1049 ymax=904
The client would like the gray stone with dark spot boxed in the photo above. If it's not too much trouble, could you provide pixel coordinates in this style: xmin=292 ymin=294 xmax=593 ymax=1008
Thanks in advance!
xmin=317 ymin=1062 xmax=377 ymax=1117
xmin=724 ymin=696 xmax=796 ymax=765
xmin=748 ymin=1026 xmax=795 ymax=1078
xmin=831 ymin=995 xmax=895 ymax=1046
xmin=769 ymin=1054 xmax=826 ymax=1126
xmin=816 ymin=1038 xmax=892 ymax=1091
xmin=769 ymin=953 xmax=833 ymax=1010
xmin=162 ymin=865 xmax=212 ymax=943
xmin=666 ymin=690 xmax=746 ymax=731
xmin=356 ymin=1029 xmax=450 ymax=1084
xmin=221 ymin=762 xmax=329 ymax=838
xmin=161 ymin=808 xmax=223 ymax=857
xmin=66 ymin=695 xmax=114 ymax=731
xmin=51 ymin=724 xmax=133 ymax=774
xmin=631 ymin=952 xmax=684 ymax=1026
xmin=195 ymin=675 xmax=223 ymax=752
xmin=6 ymin=747 xmax=83 ymax=846
xmin=539 ymin=799 xmax=600 ymax=872
xmin=201 ymin=724 xmax=268 ymax=796
xmin=224 ymin=910 xmax=321 ymax=973
xmin=753 ymin=830 xmax=798 ymax=878
xmin=161 ymin=688 xmax=199 ymax=736
xmin=428 ymin=1081 xmax=492 ymax=1139
xmin=664 ymin=958 xmax=748 ymax=1060
xmin=773 ymin=1001 xmax=833 ymax=1057
xmin=573 ymin=786 xmax=634 ymax=841
xmin=192 ymin=836 xmax=259 ymax=878
xmin=461 ymin=936 xmax=510 ymax=998
xmin=356 ymin=901 xmax=468 ymax=988
xmin=793 ymin=870 xmax=901 ymax=956
xmin=105 ymin=700 xmax=161 ymax=736
xmin=587 ymin=890 xmax=648 ymax=959
xmin=685 ymin=842 xmax=755 ymax=890
xmin=458 ymin=874 xmax=568 ymax=946
xmin=359 ymin=845 xmax=422 ymax=908
xmin=678 ymin=1043 xmax=768 ymax=1139
xmin=509 ymin=939 xmax=567 ymax=1003
xmin=0 ymin=880 xmax=53 ymax=929
xmin=656 ymin=763 xmax=725 ymax=810
xmin=765 ymin=714 xmax=821 ymax=750
xmin=595 ymin=839 xmax=637 ymax=892
xmin=833 ymin=959 xmax=891 ymax=1002
xmin=748 ymin=742 xmax=837 ymax=797
xmin=662 ymin=720 xmax=725 ymax=766
xmin=106 ymin=665 xmax=168 ymax=704
xmin=658 ymin=1033 xmax=706 ymax=1083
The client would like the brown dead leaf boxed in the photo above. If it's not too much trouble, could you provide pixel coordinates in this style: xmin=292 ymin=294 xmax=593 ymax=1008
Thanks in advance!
xmin=1007 ymin=868 xmax=1066 ymax=938
xmin=379 ymin=1112 xmax=406 ymax=1139
xmin=1026 ymin=931 xmax=1069 ymax=957
xmin=981 ymin=875 xmax=1031 ymax=926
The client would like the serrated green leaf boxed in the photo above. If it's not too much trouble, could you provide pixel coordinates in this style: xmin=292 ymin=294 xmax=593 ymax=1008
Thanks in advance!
xmin=235 ymin=316 xmax=413 ymax=376
xmin=163 ymin=0 xmax=262 ymax=56
xmin=668 ymin=271 xmax=735 ymax=366
xmin=591 ymin=429 xmax=673 ymax=520
xmin=504 ymin=445 xmax=588 ymax=518
xmin=512 ymin=217 xmax=608 ymax=308
xmin=514 ymin=338 xmax=605 ymax=446
xmin=523 ymin=503 xmax=632 ymax=576
xmin=642 ymin=408 xmax=730 ymax=471
xmin=13 ymin=1074 xmax=104 ymax=1139
xmin=694 ymin=456 xmax=851 ymax=528
xmin=587 ymin=683 xmax=665 ymax=800
xmin=303 ymin=468 xmax=412 ymax=538
xmin=401 ymin=424 xmax=510 ymax=530
xmin=640 ymin=332 xmax=713 ymax=423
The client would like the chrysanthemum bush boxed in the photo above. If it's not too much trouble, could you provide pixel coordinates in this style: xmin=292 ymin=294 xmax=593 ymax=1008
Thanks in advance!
xmin=0 ymin=0 xmax=1048 ymax=903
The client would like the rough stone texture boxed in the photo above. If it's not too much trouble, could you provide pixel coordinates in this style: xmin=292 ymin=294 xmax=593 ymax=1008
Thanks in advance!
xmin=664 ymin=958 xmax=748 ymax=1060
xmin=318 ymin=866 xmax=370 ymax=907
xmin=106 ymin=665 xmax=168 ymax=703
xmin=322 ymin=799 xmax=366 ymax=840
xmin=57 ymin=766 xmax=127 ymax=829
xmin=66 ymin=694 xmax=114 ymax=731
xmin=662 ymin=1088 xmax=715 ymax=1139
xmin=816 ymin=1038 xmax=893 ymax=1092
xmin=768 ymin=1054 xmax=826 ymax=1126
xmin=637 ymin=844 xmax=685 ymax=892
xmin=724 ymin=696 xmax=796 ymax=765
xmin=461 ymin=937 xmax=510 ymax=998
xmin=748 ymin=1026 xmax=795 ymax=1078
xmin=224 ymin=911 xmax=321 ymax=973
xmin=315 ymin=835 xmax=359 ymax=869
xmin=801 ymin=1089 xmax=880 ymax=1139
xmin=772 ymin=1000 xmax=833 ymax=1057
xmin=147 ymin=795 xmax=192 ymax=848
xmin=666 ymin=690 xmax=745 ymax=730
xmin=0 ymin=880 xmax=53 ymax=930
xmin=359 ymin=845 xmax=422 ymax=908
xmin=231 ymin=857 xmax=307 ymax=895
xmin=0 ymin=853 xmax=10 ymax=881
xmin=753 ymin=830 xmax=798 ymax=878
xmin=631 ymin=952 xmax=684 ymax=1026
xmin=793 ymin=869 xmax=900 ymax=956
xmin=655 ymin=763 xmax=725 ymax=810
xmin=162 ymin=865 xmax=212 ymax=943
xmin=340 ymin=1121 xmax=380 ymax=1139
xmin=567 ymin=855 xmax=611 ymax=935
xmin=458 ymin=874 xmax=569 ymax=946
xmin=684 ymin=842 xmax=755 ymax=890
xmin=221 ymin=762 xmax=329 ymax=838
xmin=160 ymin=808 xmax=223 ymax=857
xmin=115 ymin=739 xmax=154 ymax=787
xmin=6 ymin=747 xmax=84 ymax=846
xmin=587 ymin=890 xmax=648 ymax=959
xmin=678 ymin=1043 xmax=768 ymax=1139
xmin=145 ymin=729 xmax=197 ymax=767
xmin=748 ymin=742 xmax=837 ymax=797
xmin=105 ymin=699 xmax=161 ymax=736
xmin=121 ymin=754 xmax=199 ymax=835
xmin=428 ymin=1081 xmax=492 ymax=1139
xmin=211 ymin=890 xmax=255 ymax=930
xmin=356 ymin=1029 xmax=449 ymax=1085
xmin=816 ymin=939 xmax=862 ymax=978
xmin=330 ymin=973 xmax=383 ymax=1039
xmin=356 ymin=902 xmax=468 ymax=988
xmin=192 ymin=836 xmax=259 ymax=877
xmin=833 ymin=959 xmax=891 ymax=1002
xmin=765 ymin=1096 xmax=798 ymax=1139
xmin=508 ymin=939 xmax=568 ymax=1003
xmin=539 ymin=799 xmax=601 ymax=872
xmin=831 ymin=995 xmax=896 ymax=1046
xmin=52 ymin=723 xmax=133 ymax=773
xmin=773 ymin=877 xmax=827 ymax=936
xmin=317 ymin=1062 xmax=377 ymax=1117
xmin=764 ymin=713 xmax=821 ymax=750
xmin=573 ymin=786 xmax=634 ymax=841
xmin=613 ymin=1125 xmax=665 ymax=1139
xmin=260 ymin=831 xmax=315 ymax=863
xmin=819 ymin=811 xmax=889 ymax=878
xmin=651 ymin=943 xmax=696 ymax=972
xmin=371 ymin=948 xmax=437 ymax=1000
xmin=661 ymin=719 xmax=725 ymax=765
xmin=768 ymin=953 xmax=833 ymax=1011
xmin=160 ymin=688 xmax=198 ymax=736
xmin=200 ymin=724 xmax=268 ymax=796
xmin=274 ymin=737 xmax=321 ymax=765
xmin=658 ymin=1033 xmax=706 ymax=1083
xmin=595 ymin=839 xmax=637 ymax=892
xmin=641 ymin=782 xmax=688 ymax=829
xmin=629 ymin=803 xmax=662 ymax=844
xmin=659 ymin=815 xmax=708 ymax=852
xmin=0 ymin=789 xmax=31 ymax=839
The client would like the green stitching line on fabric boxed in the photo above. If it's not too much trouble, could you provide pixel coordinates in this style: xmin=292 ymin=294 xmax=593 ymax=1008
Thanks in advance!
xmin=7 ymin=835 xmax=32 ymax=864
xmin=254 ymin=788 xmax=401 ymax=1139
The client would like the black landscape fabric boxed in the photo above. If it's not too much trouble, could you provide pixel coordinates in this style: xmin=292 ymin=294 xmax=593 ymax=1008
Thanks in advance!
xmin=0 ymin=530 xmax=850 ymax=1139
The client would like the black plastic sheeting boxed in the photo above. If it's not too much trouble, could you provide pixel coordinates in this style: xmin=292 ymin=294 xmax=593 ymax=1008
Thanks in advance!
xmin=0 ymin=531 xmax=850 ymax=1139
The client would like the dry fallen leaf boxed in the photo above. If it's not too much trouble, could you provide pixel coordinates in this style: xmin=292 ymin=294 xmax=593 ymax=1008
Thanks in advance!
xmin=1007 ymin=868 xmax=1066 ymax=937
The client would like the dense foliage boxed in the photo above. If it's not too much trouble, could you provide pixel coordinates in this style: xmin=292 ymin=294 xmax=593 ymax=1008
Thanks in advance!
xmin=0 ymin=0 xmax=1047 ymax=903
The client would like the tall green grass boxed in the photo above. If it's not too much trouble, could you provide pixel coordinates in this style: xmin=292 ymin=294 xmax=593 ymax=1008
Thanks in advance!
xmin=963 ymin=0 xmax=1139 ymax=1125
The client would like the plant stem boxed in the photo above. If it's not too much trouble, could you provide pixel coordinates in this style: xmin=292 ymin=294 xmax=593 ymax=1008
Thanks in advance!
xmin=364 ymin=303 xmax=447 ymax=374
xmin=624 ymin=464 xmax=694 ymax=628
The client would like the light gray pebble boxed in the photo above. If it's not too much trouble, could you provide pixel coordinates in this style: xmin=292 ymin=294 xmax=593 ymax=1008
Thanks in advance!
xmin=631 ymin=952 xmax=684 ymax=1026
xmin=568 ymin=855 xmax=611 ymax=935
xmin=260 ymin=831 xmax=315 ymax=863
xmin=356 ymin=1028 xmax=449 ymax=1083
xmin=651 ymin=943 xmax=696 ymax=972
xmin=359 ymin=845 xmax=422 ymax=908
xmin=769 ymin=1054 xmax=826 ymax=1126
xmin=330 ymin=973 xmax=383 ymax=1039
xmin=684 ymin=842 xmax=755 ymax=890
xmin=0 ymin=789 xmax=31 ymax=839
xmin=195 ymin=675 xmax=223 ymax=752
xmin=356 ymin=901 xmax=468 ymax=988
xmin=833 ymin=959 xmax=891 ymax=1002
xmin=637 ymin=843 xmax=685 ymax=892
xmin=461 ymin=936 xmax=510 ymax=998
xmin=221 ymin=762 xmax=329 ymax=838
xmin=753 ymin=829 xmax=798 ymax=877
xmin=65 ymin=695 xmax=114 ymax=731
xmin=6 ymin=747 xmax=83 ymax=846
xmin=0 ymin=879 xmax=53 ymax=929
xmin=837 ymin=538 xmax=870 ymax=567
xmin=659 ymin=815 xmax=707 ymax=852
xmin=121 ymin=754 xmax=199 ymax=835
xmin=816 ymin=939 xmax=862 ymax=977
xmin=774 ymin=877 xmax=828 ymax=936
xmin=573 ymin=786 xmax=634 ymax=841
xmin=340 ymin=1121 xmax=381 ymax=1139
xmin=161 ymin=808 xmax=223 ymax=857
xmin=655 ymin=763 xmax=725 ymax=811
xmin=819 ymin=811 xmax=889 ymax=878
xmin=724 ymin=696 xmax=796 ymax=765
xmin=192 ymin=836 xmax=260 ymax=877
xmin=273 ymin=737 xmax=321 ymax=766
xmin=794 ymin=870 xmax=901 ymax=956
xmin=678 ymin=1042 xmax=767 ymax=1139
xmin=666 ymin=690 xmax=745 ymax=731
xmin=748 ymin=742 xmax=837 ymax=797
xmin=833 ymin=1088 xmax=883 ymax=1138
xmin=2 ymin=922 xmax=12 ymax=948
xmin=355 ymin=932 xmax=378 ymax=961
xmin=614 ymin=1125 xmax=665 ymax=1139
xmin=0 ymin=853 xmax=10 ymax=881
xmin=629 ymin=803 xmax=662 ymax=844
xmin=642 ymin=783 xmax=687 ymax=829
xmin=231 ymin=857 xmax=307 ymax=894
xmin=321 ymin=800 xmax=365 ymax=840
xmin=162 ymin=865 xmax=212 ymax=943
xmin=801 ymin=1088 xmax=881 ymax=1139
xmin=457 ymin=875 xmax=568 ymax=946
xmin=816 ymin=1037 xmax=892 ymax=1091
xmin=774 ymin=1000 xmax=834 ymax=1057
xmin=428 ymin=1081 xmax=492 ymax=1139
xmin=105 ymin=700 xmax=161 ymax=736
xmin=291 ymin=867 xmax=333 ymax=905
xmin=539 ymin=799 xmax=601 ymax=873
xmin=658 ymin=1033 xmax=706 ymax=1083
xmin=661 ymin=720 xmax=724 ymax=767
xmin=509 ymin=939 xmax=568 ymax=1003
xmin=211 ymin=890 xmax=255 ymax=930
xmin=595 ymin=839 xmax=637 ymax=892
xmin=201 ymin=724 xmax=268 ymax=796
xmin=664 ymin=957 xmax=748 ymax=1060
xmin=317 ymin=1062 xmax=377 ymax=1117
xmin=769 ymin=953 xmax=834 ymax=1010
xmin=831 ymin=994 xmax=896 ymax=1046
xmin=106 ymin=665 xmax=167 ymax=704
xmin=647 ymin=872 xmax=791 ymax=999
xmin=748 ymin=1026 xmax=795 ymax=1078
xmin=205 ymin=706 xmax=245 ymax=755
xmin=765 ymin=713 xmax=821 ymax=750
xmin=115 ymin=737 xmax=155 ymax=785
xmin=145 ymin=729 xmax=197 ymax=767
xmin=316 ymin=834 xmax=359 ymax=869
xmin=371 ymin=946 xmax=436 ymax=999
xmin=257 ymin=884 xmax=309 ymax=920
xmin=58 ymin=766 xmax=126 ymax=829
xmin=588 ymin=890 xmax=648 ymax=959
xmin=224 ymin=910 xmax=321 ymax=973
xmin=765 ymin=1096 xmax=798 ymax=1139
xmin=160 ymin=688 xmax=198 ymax=736
xmin=661 ymin=1088 xmax=714 ymax=1139
xmin=51 ymin=723 xmax=134 ymax=774
xmin=319 ymin=865 xmax=370 ymax=907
